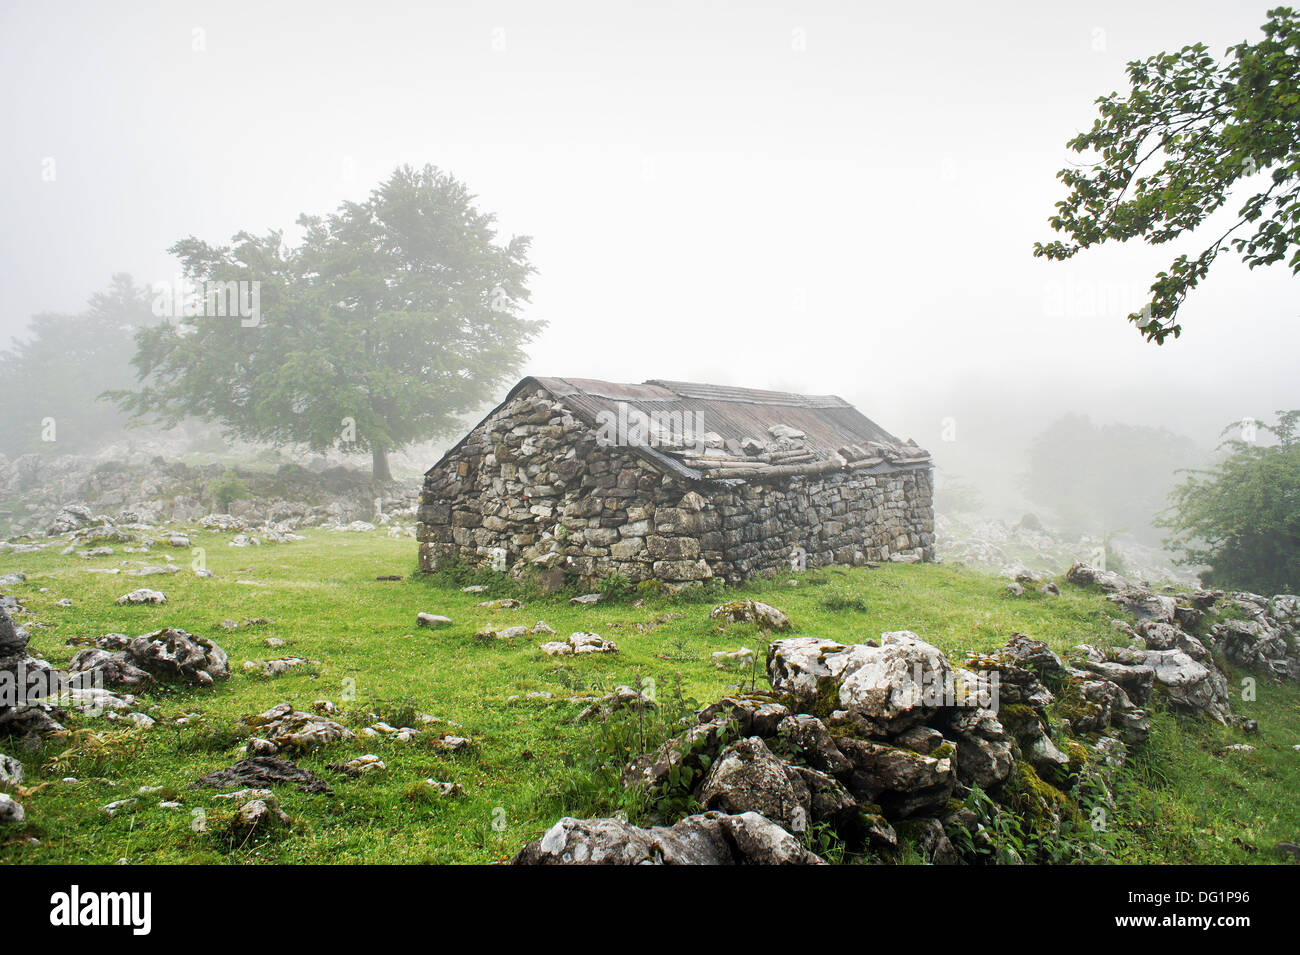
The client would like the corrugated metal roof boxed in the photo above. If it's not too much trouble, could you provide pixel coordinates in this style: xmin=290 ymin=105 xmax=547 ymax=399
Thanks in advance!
xmin=428 ymin=376 xmax=931 ymax=484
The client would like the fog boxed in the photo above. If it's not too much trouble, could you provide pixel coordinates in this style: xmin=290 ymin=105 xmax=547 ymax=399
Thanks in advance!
xmin=2 ymin=0 xmax=1295 ymax=529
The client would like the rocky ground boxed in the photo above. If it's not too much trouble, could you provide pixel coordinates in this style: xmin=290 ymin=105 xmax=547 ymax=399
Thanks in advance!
xmin=515 ymin=572 xmax=1300 ymax=864
xmin=935 ymin=512 xmax=1198 ymax=586
xmin=0 ymin=451 xmax=419 ymax=540
xmin=1 ymin=489 xmax=1297 ymax=863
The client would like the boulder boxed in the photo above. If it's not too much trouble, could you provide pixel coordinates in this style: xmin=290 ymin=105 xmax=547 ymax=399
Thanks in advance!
xmin=790 ymin=764 xmax=860 ymax=829
xmin=1069 ymin=675 xmax=1152 ymax=744
xmin=697 ymin=736 xmax=810 ymax=831
xmin=1141 ymin=648 xmax=1232 ymax=723
xmin=766 ymin=637 xmax=849 ymax=703
xmin=834 ymin=736 xmax=956 ymax=818
xmin=0 ymin=606 xmax=26 ymax=657
xmin=0 ymin=752 xmax=22 ymax=787
xmin=69 ymin=628 xmax=229 ymax=688
xmin=697 ymin=696 xmax=791 ymax=737
xmin=710 ymin=600 xmax=791 ymax=632
xmin=915 ymin=818 xmax=961 ymax=865
xmin=834 ymin=632 xmax=956 ymax=736
xmin=0 ymin=606 xmax=65 ymax=737
xmin=66 ymin=648 xmax=154 ymax=689
xmin=115 ymin=589 xmax=166 ymax=605
xmin=129 ymin=628 xmax=229 ymax=685
xmin=944 ymin=706 xmax=1015 ymax=789
xmin=194 ymin=756 xmax=335 ymax=795
xmin=0 ymin=792 xmax=23 ymax=824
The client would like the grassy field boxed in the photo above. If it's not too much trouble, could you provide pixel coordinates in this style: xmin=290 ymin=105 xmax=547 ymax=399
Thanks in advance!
xmin=1 ymin=526 xmax=1296 ymax=864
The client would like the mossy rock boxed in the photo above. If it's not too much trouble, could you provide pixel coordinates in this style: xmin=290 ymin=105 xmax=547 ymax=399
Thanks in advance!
xmin=1004 ymin=761 xmax=1074 ymax=830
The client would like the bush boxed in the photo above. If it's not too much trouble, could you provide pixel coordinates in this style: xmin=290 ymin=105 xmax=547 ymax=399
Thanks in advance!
xmin=1159 ymin=410 xmax=1300 ymax=594
xmin=208 ymin=469 xmax=252 ymax=512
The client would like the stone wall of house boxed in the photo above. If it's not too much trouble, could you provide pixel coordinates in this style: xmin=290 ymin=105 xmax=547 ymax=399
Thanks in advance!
xmin=708 ymin=467 xmax=935 ymax=581
xmin=417 ymin=388 xmax=934 ymax=587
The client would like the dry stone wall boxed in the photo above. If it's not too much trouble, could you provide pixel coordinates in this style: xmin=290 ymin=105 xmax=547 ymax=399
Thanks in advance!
xmin=417 ymin=388 xmax=934 ymax=586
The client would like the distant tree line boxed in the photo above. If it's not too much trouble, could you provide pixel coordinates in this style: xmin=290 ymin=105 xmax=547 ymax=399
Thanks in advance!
xmin=0 ymin=274 xmax=155 ymax=457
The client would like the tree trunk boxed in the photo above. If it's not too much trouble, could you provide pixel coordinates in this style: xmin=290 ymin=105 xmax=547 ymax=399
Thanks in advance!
xmin=371 ymin=446 xmax=393 ymax=483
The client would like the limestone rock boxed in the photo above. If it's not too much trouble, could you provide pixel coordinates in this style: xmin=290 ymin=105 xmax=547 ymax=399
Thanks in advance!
xmin=512 ymin=811 xmax=824 ymax=865
xmin=540 ymin=632 xmax=618 ymax=656
xmin=834 ymin=736 xmax=956 ymax=819
xmin=710 ymin=600 xmax=791 ymax=632
xmin=238 ymin=702 xmax=354 ymax=753
xmin=696 ymin=696 xmax=792 ymax=737
xmin=229 ymin=798 xmax=291 ymax=837
xmin=777 ymin=713 xmax=851 ymax=775
xmin=945 ymin=706 xmax=1015 ymax=789
xmin=194 ymin=756 xmax=335 ymax=795
xmin=0 ymin=792 xmax=24 ymax=824
xmin=115 ymin=589 xmax=166 ymax=605
xmin=0 ymin=753 xmax=23 ymax=788
xmin=834 ymin=632 xmax=955 ymax=736
xmin=574 ymin=685 xmax=655 ymax=724
xmin=765 ymin=637 xmax=849 ymax=703
xmin=697 ymin=736 xmax=810 ymax=831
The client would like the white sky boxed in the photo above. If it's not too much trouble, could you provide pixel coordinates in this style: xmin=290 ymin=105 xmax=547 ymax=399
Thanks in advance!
xmin=2 ymin=0 xmax=1295 ymax=462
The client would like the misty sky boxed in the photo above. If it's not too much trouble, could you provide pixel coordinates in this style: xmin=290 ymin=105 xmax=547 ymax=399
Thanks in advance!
xmin=2 ymin=0 xmax=1295 ymax=466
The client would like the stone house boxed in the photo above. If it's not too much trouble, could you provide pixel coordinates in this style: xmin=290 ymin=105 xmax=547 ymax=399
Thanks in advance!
xmin=417 ymin=377 xmax=934 ymax=587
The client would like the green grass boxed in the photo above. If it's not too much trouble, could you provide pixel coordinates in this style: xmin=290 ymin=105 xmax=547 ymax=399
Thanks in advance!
xmin=0 ymin=527 xmax=1295 ymax=864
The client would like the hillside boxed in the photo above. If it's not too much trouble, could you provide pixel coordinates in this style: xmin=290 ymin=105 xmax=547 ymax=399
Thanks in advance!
xmin=1 ymin=524 xmax=1297 ymax=864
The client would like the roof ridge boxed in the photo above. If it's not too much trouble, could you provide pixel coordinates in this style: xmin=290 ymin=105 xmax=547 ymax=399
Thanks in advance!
xmin=643 ymin=379 xmax=850 ymax=408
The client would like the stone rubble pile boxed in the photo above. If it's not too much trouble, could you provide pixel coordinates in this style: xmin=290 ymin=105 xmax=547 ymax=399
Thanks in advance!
xmin=540 ymin=632 xmax=618 ymax=656
xmin=1066 ymin=562 xmax=1300 ymax=688
xmin=520 ymin=629 xmax=1134 ymax=865
xmin=517 ymin=562 xmax=1300 ymax=865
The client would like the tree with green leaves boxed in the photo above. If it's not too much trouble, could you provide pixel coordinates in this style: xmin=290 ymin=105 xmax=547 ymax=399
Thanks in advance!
xmin=112 ymin=165 xmax=540 ymax=481
xmin=1035 ymin=7 xmax=1300 ymax=343
xmin=0 ymin=274 xmax=155 ymax=456
xmin=1158 ymin=411 xmax=1300 ymax=594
